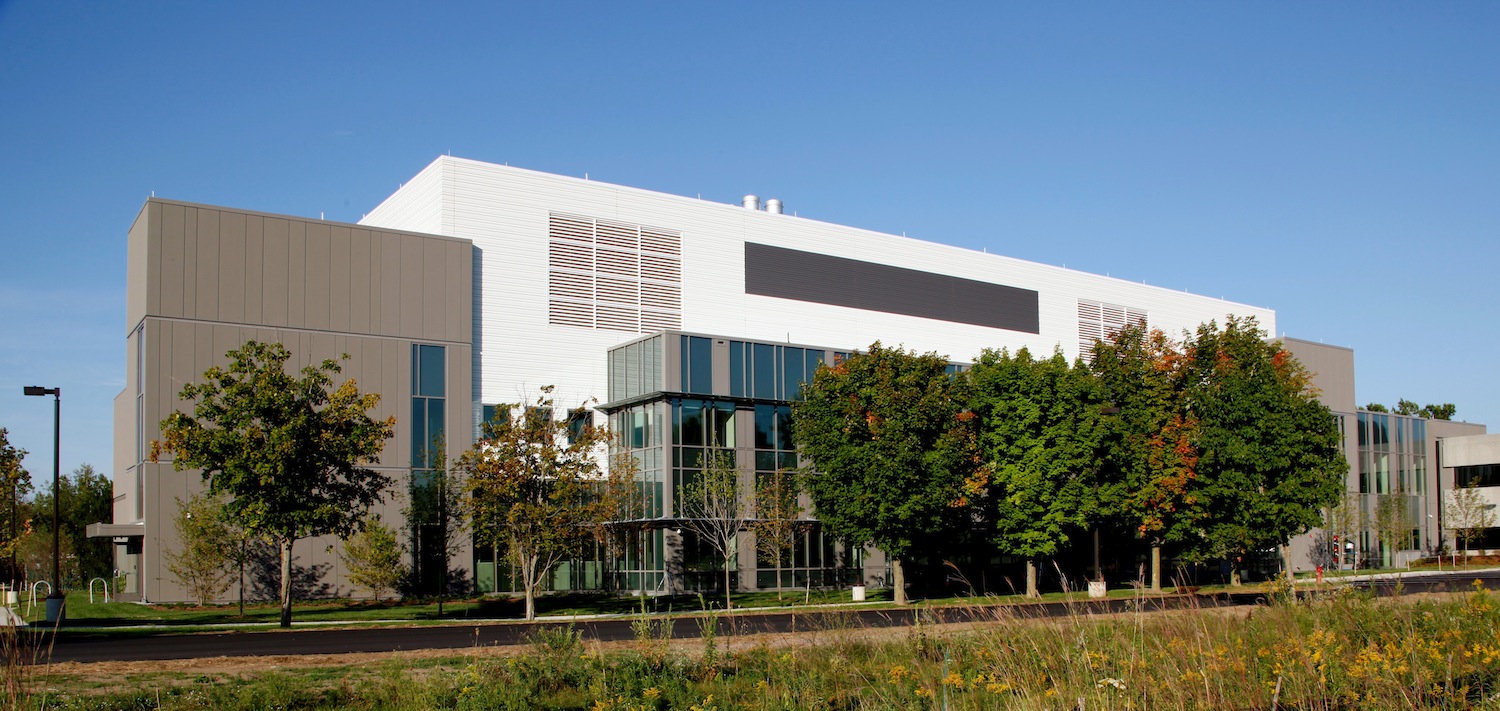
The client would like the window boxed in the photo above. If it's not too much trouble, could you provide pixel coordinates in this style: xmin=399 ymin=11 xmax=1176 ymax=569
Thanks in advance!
xmin=480 ymin=404 xmax=511 ymax=436
xmin=729 ymin=341 xmax=828 ymax=401
xmin=754 ymin=404 xmax=793 ymax=451
xmin=135 ymin=323 xmax=145 ymax=521
xmin=567 ymin=408 xmax=592 ymax=445
xmin=609 ymin=402 xmax=665 ymax=520
xmin=1457 ymin=464 xmax=1500 ymax=488
xmin=608 ymin=335 xmax=663 ymax=402
xmin=411 ymin=344 xmax=446 ymax=468
xmin=680 ymin=336 xmax=713 ymax=395
xmin=526 ymin=406 xmax=554 ymax=428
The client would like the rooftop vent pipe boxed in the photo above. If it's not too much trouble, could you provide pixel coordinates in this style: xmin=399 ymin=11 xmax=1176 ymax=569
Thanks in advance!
xmin=765 ymin=198 xmax=783 ymax=214
xmin=742 ymin=194 xmax=760 ymax=210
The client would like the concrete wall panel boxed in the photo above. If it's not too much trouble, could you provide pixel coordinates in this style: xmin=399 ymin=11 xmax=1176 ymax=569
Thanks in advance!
xmin=1442 ymin=433 xmax=1500 ymax=468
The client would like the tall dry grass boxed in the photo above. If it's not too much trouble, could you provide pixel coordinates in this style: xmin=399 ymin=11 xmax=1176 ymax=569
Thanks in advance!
xmin=24 ymin=582 xmax=1500 ymax=709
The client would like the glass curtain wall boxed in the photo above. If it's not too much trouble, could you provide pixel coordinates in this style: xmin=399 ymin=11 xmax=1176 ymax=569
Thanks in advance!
xmin=410 ymin=344 xmax=448 ymax=593
xmin=1356 ymin=411 xmax=1428 ymax=566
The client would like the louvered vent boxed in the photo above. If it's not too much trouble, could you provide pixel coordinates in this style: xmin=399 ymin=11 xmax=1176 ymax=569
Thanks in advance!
xmin=1078 ymin=299 xmax=1148 ymax=362
xmin=548 ymin=213 xmax=683 ymax=333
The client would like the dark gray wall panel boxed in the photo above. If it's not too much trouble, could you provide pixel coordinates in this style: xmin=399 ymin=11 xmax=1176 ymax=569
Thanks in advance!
xmin=743 ymin=243 xmax=1040 ymax=334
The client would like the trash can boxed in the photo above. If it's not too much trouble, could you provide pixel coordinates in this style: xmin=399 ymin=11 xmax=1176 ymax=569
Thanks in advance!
xmin=851 ymin=585 xmax=866 ymax=602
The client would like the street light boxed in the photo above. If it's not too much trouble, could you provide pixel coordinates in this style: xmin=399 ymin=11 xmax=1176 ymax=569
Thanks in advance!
xmin=23 ymin=385 xmax=64 ymax=623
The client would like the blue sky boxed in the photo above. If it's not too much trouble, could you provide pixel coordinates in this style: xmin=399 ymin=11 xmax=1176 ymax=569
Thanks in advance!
xmin=1 ymin=2 xmax=1497 ymax=480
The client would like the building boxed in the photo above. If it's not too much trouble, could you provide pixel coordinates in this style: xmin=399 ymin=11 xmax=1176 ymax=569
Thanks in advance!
xmin=1282 ymin=339 xmax=1485 ymax=571
xmin=1436 ymin=433 xmax=1500 ymax=555
xmin=105 ymin=199 xmax=474 ymax=602
xmin=112 ymin=155 xmax=1462 ymax=602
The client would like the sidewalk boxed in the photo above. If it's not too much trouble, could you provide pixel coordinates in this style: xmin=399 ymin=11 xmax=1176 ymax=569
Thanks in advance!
xmin=1300 ymin=565 xmax=1500 ymax=584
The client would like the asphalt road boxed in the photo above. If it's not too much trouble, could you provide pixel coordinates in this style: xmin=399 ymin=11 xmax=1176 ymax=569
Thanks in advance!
xmin=36 ymin=571 xmax=1498 ymax=664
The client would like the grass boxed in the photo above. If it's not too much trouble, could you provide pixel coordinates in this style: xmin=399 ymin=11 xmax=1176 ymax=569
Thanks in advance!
xmin=34 ymin=587 xmax=897 ymax=631
xmin=19 ymin=581 xmax=1500 ymax=709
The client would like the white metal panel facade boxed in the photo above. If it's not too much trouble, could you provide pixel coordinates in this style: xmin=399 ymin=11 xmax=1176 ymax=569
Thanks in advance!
xmin=361 ymin=156 xmax=1276 ymax=420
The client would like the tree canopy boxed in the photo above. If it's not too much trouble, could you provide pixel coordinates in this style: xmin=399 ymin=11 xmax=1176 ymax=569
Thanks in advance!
xmin=1089 ymin=325 xmax=1201 ymax=590
xmin=166 ymin=491 xmax=238 ymax=606
xmin=1181 ymin=317 xmax=1347 ymax=580
xmin=1368 ymin=400 xmax=1456 ymax=420
xmin=0 ymin=428 xmax=32 ymax=573
xmin=791 ymin=343 xmax=978 ymax=604
xmin=154 ymin=340 xmax=395 ymax=627
xmin=459 ymin=387 xmax=607 ymax=620
xmin=966 ymin=347 xmax=1105 ymax=597
xmin=31 ymin=463 xmax=113 ymax=585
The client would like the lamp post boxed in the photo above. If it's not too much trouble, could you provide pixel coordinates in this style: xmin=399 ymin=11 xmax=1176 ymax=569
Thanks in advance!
xmin=23 ymin=385 xmax=64 ymax=623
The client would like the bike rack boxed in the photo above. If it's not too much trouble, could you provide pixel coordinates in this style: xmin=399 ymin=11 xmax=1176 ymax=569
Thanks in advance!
xmin=28 ymin=580 xmax=51 ymax=615
xmin=89 ymin=577 xmax=111 ymax=604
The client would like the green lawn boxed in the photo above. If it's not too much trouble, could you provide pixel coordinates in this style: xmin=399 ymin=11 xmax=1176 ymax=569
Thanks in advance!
xmin=31 ymin=587 xmax=896 ymax=630
xmin=24 ymin=576 xmax=1358 ymax=632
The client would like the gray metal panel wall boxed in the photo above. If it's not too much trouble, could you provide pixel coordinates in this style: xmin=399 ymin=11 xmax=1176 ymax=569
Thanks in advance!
xmin=1278 ymin=338 xmax=1357 ymax=414
xmin=743 ymin=242 xmax=1041 ymax=334
xmin=125 ymin=198 xmax=475 ymax=603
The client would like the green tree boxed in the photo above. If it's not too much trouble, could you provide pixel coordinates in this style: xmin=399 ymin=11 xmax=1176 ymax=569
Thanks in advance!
xmin=338 ymin=514 xmax=405 ymax=601
xmin=1090 ymin=326 xmax=1202 ymax=591
xmin=0 ymin=429 xmax=32 ymax=577
xmin=967 ymin=347 xmax=1106 ymax=597
xmin=1323 ymin=492 xmax=1365 ymax=571
xmin=678 ymin=444 xmax=744 ymax=611
xmin=791 ymin=343 xmax=978 ymax=605
xmin=1373 ymin=495 xmax=1415 ymax=567
xmin=1445 ymin=482 xmax=1494 ymax=560
xmin=154 ymin=340 xmax=396 ymax=627
xmin=1394 ymin=399 xmax=1421 ymax=416
xmin=1364 ymin=403 xmax=1389 ymax=413
xmin=459 ymin=387 xmax=607 ymax=620
xmin=31 ymin=464 xmax=113 ymax=586
xmin=751 ymin=468 xmax=804 ymax=601
xmin=1420 ymin=403 xmax=1457 ymax=421
xmin=1181 ymin=318 xmax=1347 ymax=584
xmin=165 ymin=492 xmax=238 ymax=605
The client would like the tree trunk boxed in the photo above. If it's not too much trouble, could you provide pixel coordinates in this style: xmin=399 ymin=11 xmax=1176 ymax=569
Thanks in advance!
xmin=774 ymin=550 xmax=783 ymax=601
xmin=1025 ymin=559 xmax=1039 ymax=598
xmin=1229 ymin=559 xmax=1242 ymax=587
xmin=523 ymin=553 xmax=537 ymax=621
xmin=1151 ymin=544 xmax=1162 ymax=593
xmin=238 ymin=539 xmax=246 ymax=617
xmin=1280 ymin=544 xmax=1294 ymax=591
xmin=278 ymin=538 xmax=294 ymax=628
xmin=724 ymin=557 xmax=733 ymax=612
xmin=892 ymin=557 xmax=908 ymax=605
